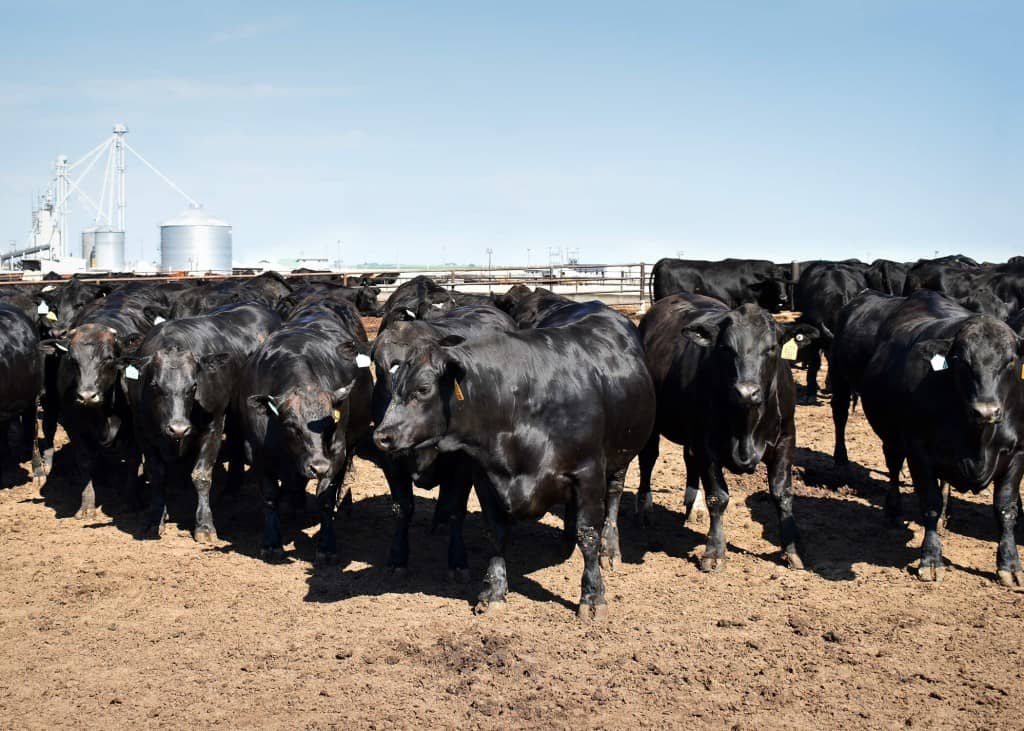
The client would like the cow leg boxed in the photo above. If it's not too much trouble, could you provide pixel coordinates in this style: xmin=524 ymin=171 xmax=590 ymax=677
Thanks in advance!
xmin=600 ymin=466 xmax=627 ymax=570
xmin=191 ymin=416 xmax=224 ymax=543
xmin=908 ymin=459 xmax=945 ymax=582
xmin=635 ymin=431 xmax=659 ymax=526
xmin=382 ymin=461 xmax=414 ymax=574
xmin=0 ymin=425 xmax=12 ymax=486
xmin=830 ymin=375 xmax=852 ymax=466
xmin=474 ymin=477 xmax=510 ymax=614
xmin=259 ymin=470 xmax=286 ymax=562
xmin=27 ymin=402 xmax=43 ymax=485
xmin=682 ymin=448 xmax=705 ymax=523
xmin=804 ymin=347 xmax=821 ymax=402
xmin=699 ymin=461 xmax=730 ymax=572
xmin=74 ymin=443 xmax=98 ymax=520
xmin=766 ymin=441 xmax=803 ymax=569
xmin=40 ymin=388 xmax=58 ymax=476
xmin=561 ymin=490 xmax=578 ymax=559
xmin=444 ymin=462 xmax=472 ymax=582
xmin=576 ymin=466 xmax=609 ymax=621
xmin=882 ymin=443 xmax=905 ymax=527
xmin=994 ymin=454 xmax=1024 ymax=589
xmin=121 ymin=446 xmax=144 ymax=513
xmin=140 ymin=449 xmax=168 ymax=538
xmin=314 ymin=478 xmax=340 ymax=566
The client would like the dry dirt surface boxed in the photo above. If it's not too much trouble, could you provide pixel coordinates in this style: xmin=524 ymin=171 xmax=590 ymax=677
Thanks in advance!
xmin=2 ymin=356 xmax=1024 ymax=729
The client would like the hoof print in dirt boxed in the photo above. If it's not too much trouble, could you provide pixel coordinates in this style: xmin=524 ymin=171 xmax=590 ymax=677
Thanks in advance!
xmin=577 ymin=602 xmax=608 ymax=622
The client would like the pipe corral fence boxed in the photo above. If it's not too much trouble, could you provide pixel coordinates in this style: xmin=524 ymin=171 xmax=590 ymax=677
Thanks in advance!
xmin=0 ymin=263 xmax=657 ymax=310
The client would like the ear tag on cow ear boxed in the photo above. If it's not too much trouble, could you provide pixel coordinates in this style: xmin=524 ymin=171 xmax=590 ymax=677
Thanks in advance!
xmin=124 ymin=365 xmax=140 ymax=381
xmin=405 ymin=309 xmax=416 ymax=319
xmin=154 ymin=316 xmax=166 ymax=325
xmin=46 ymin=311 xmax=58 ymax=322
xmin=1019 ymin=363 xmax=1024 ymax=381
xmin=42 ymin=285 xmax=56 ymax=293
xmin=432 ymin=303 xmax=444 ymax=309
xmin=389 ymin=364 xmax=400 ymax=375
xmin=55 ymin=342 xmax=69 ymax=352
xmin=37 ymin=302 xmax=49 ymax=315
xmin=453 ymin=379 xmax=465 ymax=401
xmin=332 ymin=408 xmax=342 ymax=423
xmin=267 ymin=400 xmax=279 ymax=416
xmin=781 ymin=339 xmax=798 ymax=361
xmin=930 ymin=354 xmax=948 ymax=372
xmin=355 ymin=353 xmax=371 ymax=368
xmin=795 ymin=333 xmax=804 ymax=342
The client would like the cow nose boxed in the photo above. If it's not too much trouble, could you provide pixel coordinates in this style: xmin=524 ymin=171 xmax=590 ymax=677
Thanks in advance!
xmin=308 ymin=458 xmax=331 ymax=479
xmin=77 ymin=389 xmax=101 ymax=405
xmin=166 ymin=421 xmax=192 ymax=439
xmin=970 ymin=401 xmax=1002 ymax=424
xmin=374 ymin=428 xmax=395 ymax=452
xmin=734 ymin=382 xmax=763 ymax=405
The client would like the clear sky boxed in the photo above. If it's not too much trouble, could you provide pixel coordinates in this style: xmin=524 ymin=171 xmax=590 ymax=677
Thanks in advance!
xmin=1 ymin=1 xmax=1019 ymax=267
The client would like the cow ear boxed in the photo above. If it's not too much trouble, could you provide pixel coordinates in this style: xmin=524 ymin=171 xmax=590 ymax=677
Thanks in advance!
xmin=39 ymin=338 xmax=69 ymax=355
xmin=331 ymin=379 xmax=356 ymax=405
xmin=249 ymin=394 xmax=279 ymax=417
xmin=681 ymin=322 xmax=718 ymax=348
xmin=438 ymin=334 xmax=466 ymax=348
xmin=912 ymin=338 xmax=954 ymax=366
xmin=779 ymin=323 xmax=822 ymax=345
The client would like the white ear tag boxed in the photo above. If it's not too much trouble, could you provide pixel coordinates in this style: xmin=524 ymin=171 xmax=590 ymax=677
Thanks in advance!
xmin=37 ymin=302 xmax=49 ymax=315
xmin=795 ymin=333 xmax=804 ymax=342
xmin=124 ymin=365 xmax=139 ymax=380
xmin=42 ymin=285 xmax=56 ymax=293
xmin=267 ymin=401 xmax=279 ymax=416
xmin=55 ymin=342 xmax=68 ymax=352
xmin=356 ymin=353 xmax=371 ymax=368
xmin=154 ymin=316 xmax=166 ymax=325
xmin=781 ymin=339 xmax=798 ymax=361
xmin=405 ymin=309 xmax=416 ymax=318
xmin=930 ymin=354 xmax=948 ymax=372
xmin=389 ymin=364 xmax=400 ymax=374
xmin=432 ymin=303 xmax=444 ymax=309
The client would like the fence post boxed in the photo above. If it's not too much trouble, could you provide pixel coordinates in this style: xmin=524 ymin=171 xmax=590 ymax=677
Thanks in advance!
xmin=639 ymin=262 xmax=648 ymax=313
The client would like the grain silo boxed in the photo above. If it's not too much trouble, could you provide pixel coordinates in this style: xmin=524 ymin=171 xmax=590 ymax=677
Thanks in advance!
xmin=93 ymin=227 xmax=125 ymax=270
xmin=160 ymin=205 xmax=232 ymax=274
xmin=81 ymin=227 xmax=97 ymax=260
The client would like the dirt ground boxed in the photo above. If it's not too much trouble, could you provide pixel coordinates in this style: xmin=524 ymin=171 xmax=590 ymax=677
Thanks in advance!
xmin=2 ymin=339 xmax=1024 ymax=729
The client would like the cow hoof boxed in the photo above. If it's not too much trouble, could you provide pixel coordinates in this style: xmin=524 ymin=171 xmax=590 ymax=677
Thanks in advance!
xmin=577 ymin=602 xmax=608 ymax=622
xmin=917 ymin=564 xmax=945 ymax=583
xmin=193 ymin=528 xmax=218 ymax=544
xmin=139 ymin=524 xmax=163 ymax=540
xmin=315 ymin=551 xmax=338 ymax=566
xmin=75 ymin=507 xmax=97 ymax=520
xmin=473 ymin=599 xmax=506 ymax=616
xmin=997 ymin=569 xmax=1024 ymax=590
xmin=599 ymin=553 xmax=619 ymax=571
xmin=387 ymin=566 xmax=408 ymax=579
xmin=447 ymin=568 xmax=471 ymax=584
xmin=700 ymin=555 xmax=727 ymax=573
xmin=782 ymin=551 xmax=805 ymax=570
xmin=260 ymin=547 xmax=285 ymax=563
xmin=32 ymin=464 xmax=46 ymax=479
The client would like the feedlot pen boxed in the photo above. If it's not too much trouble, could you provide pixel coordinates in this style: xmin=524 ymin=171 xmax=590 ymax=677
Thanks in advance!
xmin=1 ymin=318 xmax=1023 ymax=729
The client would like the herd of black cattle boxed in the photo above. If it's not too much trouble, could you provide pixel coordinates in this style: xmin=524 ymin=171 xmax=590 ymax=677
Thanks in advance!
xmin=1 ymin=253 xmax=1023 ymax=618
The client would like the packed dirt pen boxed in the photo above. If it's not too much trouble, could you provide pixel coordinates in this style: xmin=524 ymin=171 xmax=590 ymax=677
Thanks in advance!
xmin=1 ymin=263 xmax=1021 ymax=729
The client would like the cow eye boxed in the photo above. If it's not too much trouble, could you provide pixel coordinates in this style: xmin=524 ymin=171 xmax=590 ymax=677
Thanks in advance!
xmin=417 ymin=384 xmax=432 ymax=397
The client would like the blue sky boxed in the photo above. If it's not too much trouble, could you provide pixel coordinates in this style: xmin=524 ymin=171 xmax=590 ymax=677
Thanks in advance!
xmin=1 ymin=1 xmax=1019 ymax=267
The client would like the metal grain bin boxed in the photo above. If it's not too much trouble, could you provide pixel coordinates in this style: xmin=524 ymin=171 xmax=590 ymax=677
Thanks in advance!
xmin=81 ymin=227 xmax=97 ymax=260
xmin=160 ymin=206 xmax=232 ymax=274
xmin=93 ymin=227 xmax=125 ymax=271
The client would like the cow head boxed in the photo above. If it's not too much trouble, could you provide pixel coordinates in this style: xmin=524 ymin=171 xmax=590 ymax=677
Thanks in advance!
xmin=357 ymin=285 xmax=383 ymax=316
xmin=373 ymin=335 xmax=465 ymax=454
xmin=682 ymin=304 xmax=783 ymax=472
xmin=749 ymin=278 xmax=789 ymax=313
xmin=41 ymin=324 xmax=142 ymax=407
xmin=122 ymin=348 xmax=235 ymax=449
xmin=918 ymin=316 xmax=1023 ymax=429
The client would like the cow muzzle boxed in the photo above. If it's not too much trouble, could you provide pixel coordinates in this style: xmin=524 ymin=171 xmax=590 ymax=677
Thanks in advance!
xmin=77 ymin=389 xmax=102 ymax=406
xmin=165 ymin=420 xmax=192 ymax=440
xmin=733 ymin=382 xmax=763 ymax=406
xmin=969 ymin=400 xmax=1003 ymax=425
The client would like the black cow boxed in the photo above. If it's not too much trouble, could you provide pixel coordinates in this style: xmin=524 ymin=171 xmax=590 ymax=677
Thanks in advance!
xmin=121 ymin=303 xmax=281 ymax=541
xmin=278 ymin=282 xmax=383 ymax=318
xmin=237 ymin=297 xmax=372 ymax=564
xmin=370 ymin=304 xmax=517 ymax=578
xmin=379 ymin=276 xmax=493 ymax=331
xmin=374 ymin=301 xmax=655 ymax=619
xmin=40 ymin=290 xmax=154 ymax=517
xmin=651 ymin=258 xmax=790 ymax=312
xmin=865 ymin=259 xmax=909 ymax=296
xmin=637 ymin=293 xmax=803 ymax=571
xmin=0 ymin=304 xmax=43 ymax=483
xmin=171 ymin=272 xmax=293 ymax=318
xmin=792 ymin=261 xmax=869 ymax=401
xmin=494 ymin=285 xmax=574 ymax=328
xmin=40 ymin=277 xmax=108 ymax=337
xmin=902 ymin=255 xmax=980 ymax=295
xmin=858 ymin=290 xmax=1024 ymax=585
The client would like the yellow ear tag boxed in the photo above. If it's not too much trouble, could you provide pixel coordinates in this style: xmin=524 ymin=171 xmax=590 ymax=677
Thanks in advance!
xmin=332 ymin=409 xmax=342 ymax=423
xmin=781 ymin=339 xmax=798 ymax=361
xmin=1020 ymin=363 xmax=1024 ymax=381
xmin=453 ymin=379 xmax=465 ymax=401
xmin=46 ymin=311 xmax=58 ymax=322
